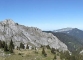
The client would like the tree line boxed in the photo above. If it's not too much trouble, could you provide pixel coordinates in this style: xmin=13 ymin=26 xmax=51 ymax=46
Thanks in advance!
xmin=0 ymin=40 xmax=14 ymax=53
xmin=0 ymin=40 xmax=29 ymax=53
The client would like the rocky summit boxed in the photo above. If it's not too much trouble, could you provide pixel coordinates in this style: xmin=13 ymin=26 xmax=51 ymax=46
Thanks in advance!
xmin=0 ymin=19 xmax=68 ymax=51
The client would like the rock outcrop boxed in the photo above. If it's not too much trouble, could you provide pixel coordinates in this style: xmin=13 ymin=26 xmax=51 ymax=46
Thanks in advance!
xmin=0 ymin=19 xmax=68 ymax=51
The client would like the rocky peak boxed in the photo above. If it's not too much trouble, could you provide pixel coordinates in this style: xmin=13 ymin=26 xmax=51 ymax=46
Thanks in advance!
xmin=53 ymin=27 xmax=75 ymax=32
xmin=1 ymin=19 xmax=15 ymax=26
xmin=0 ymin=19 xmax=68 ymax=51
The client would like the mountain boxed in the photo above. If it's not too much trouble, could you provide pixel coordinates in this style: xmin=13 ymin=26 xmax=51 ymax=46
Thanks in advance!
xmin=53 ymin=28 xmax=83 ymax=42
xmin=0 ymin=19 xmax=68 ymax=51
xmin=43 ymin=31 xmax=83 ymax=52
xmin=53 ymin=27 xmax=74 ymax=32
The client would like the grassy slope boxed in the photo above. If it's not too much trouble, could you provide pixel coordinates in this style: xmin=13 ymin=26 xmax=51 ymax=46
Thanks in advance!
xmin=0 ymin=48 xmax=61 ymax=60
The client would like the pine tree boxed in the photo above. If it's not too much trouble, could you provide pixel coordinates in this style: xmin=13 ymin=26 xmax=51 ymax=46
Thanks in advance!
xmin=10 ymin=39 xmax=14 ymax=49
xmin=42 ymin=47 xmax=45 ymax=54
xmin=40 ymin=45 xmax=44 ymax=48
xmin=9 ymin=39 xmax=14 ymax=53
xmin=4 ymin=43 xmax=8 ymax=52
xmin=20 ymin=42 xmax=24 ymax=49
xmin=2 ymin=41 xmax=5 ymax=48
xmin=0 ymin=40 xmax=2 ymax=48
xmin=60 ymin=51 xmax=71 ymax=60
xmin=26 ymin=44 xmax=29 ymax=49
xmin=46 ymin=45 xmax=50 ymax=49
xmin=51 ymin=48 xmax=56 ymax=54
xmin=70 ymin=55 xmax=76 ymax=60
xmin=53 ymin=55 xmax=56 ymax=60
xmin=42 ymin=47 xmax=47 ymax=57
xmin=9 ymin=46 xmax=13 ymax=53
xmin=17 ymin=46 xmax=20 ymax=50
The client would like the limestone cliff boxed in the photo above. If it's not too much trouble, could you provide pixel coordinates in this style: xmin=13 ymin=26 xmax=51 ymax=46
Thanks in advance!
xmin=0 ymin=19 xmax=68 ymax=51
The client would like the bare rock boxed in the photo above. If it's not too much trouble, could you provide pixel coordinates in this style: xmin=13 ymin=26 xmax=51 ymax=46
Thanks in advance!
xmin=0 ymin=19 xmax=68 ymax=51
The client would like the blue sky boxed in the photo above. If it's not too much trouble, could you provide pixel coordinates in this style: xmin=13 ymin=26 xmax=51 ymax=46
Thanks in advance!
xmin=0 ymin=0 xmax=83 ymax=30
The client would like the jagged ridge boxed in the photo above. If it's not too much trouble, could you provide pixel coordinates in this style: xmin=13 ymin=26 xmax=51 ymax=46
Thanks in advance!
xmin=0 ymin=19 xmax=68 ymax=51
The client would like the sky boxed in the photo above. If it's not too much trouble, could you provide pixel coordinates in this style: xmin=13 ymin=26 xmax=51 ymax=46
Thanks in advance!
xmin=0 ymin=0 xmax=83 ymax=30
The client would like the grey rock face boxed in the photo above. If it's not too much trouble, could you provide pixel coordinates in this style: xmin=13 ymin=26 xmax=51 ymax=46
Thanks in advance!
xmin=0 ymin=19 xmax=68 ymax=51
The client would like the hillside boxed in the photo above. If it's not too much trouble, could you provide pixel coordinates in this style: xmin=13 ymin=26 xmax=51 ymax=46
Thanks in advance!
xmin=43 ymin=31 xmax=83 ymax=52
xmin=0 ymin=47 xmax=83 ymax=60
xmin=0 ymin=19 xmax=68 ymax=51
xmin=0 ymin=48 xmax=61 ymax=60
xmin=53 ymin=28 xmax=83 ymax=43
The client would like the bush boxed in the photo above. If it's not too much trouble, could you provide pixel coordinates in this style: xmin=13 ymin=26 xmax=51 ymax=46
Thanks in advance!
xmin=53 ymin=55 xmax=56 ymax=60
xmin=51 ymin=48 xmax=56 ymax=54
xmin=46 ymin=45 xmax=50 ymax=49
xmin=42 ymin=47 xmax=47 ymax=57
xmin=18 ymin=53 xmax=22 ymax=55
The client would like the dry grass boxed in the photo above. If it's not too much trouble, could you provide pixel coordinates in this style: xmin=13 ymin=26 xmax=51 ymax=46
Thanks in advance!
xmin=0 ymin=48 xmax=61 ymax=60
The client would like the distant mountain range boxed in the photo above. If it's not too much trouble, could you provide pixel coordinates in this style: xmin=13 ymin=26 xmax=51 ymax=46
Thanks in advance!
xmin=43 ymin=28 xmax=83 ymax=52
xmin=53 ymin=28 xmax=83 ymax=41
xmin=53 ymin=27 xmax=74 ymax=32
